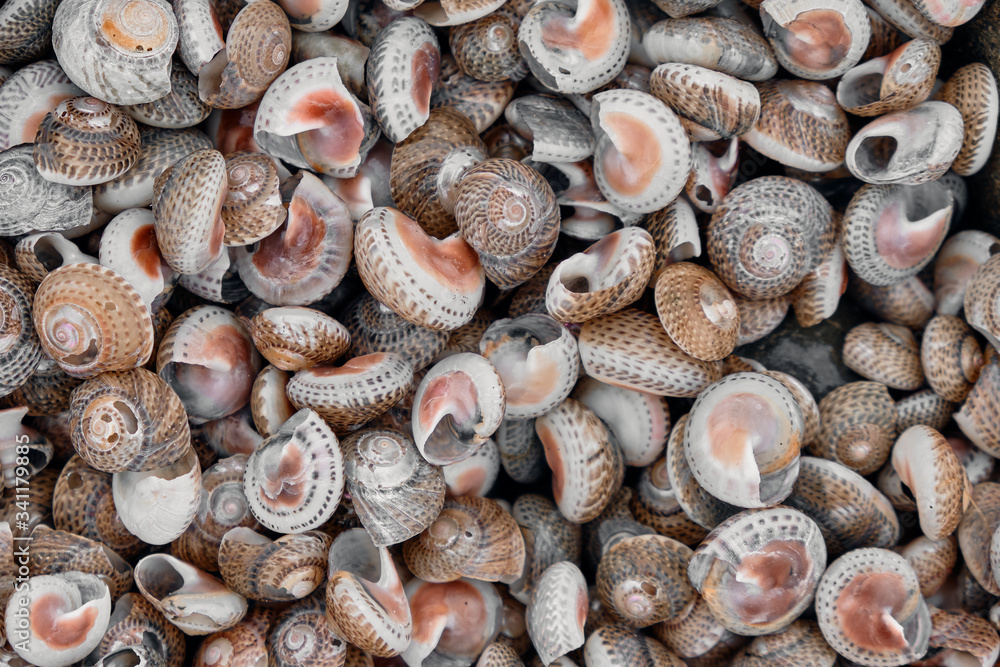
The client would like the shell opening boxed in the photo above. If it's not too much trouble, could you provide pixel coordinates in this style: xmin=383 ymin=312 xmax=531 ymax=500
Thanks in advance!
xmin=836 ymin=571 xmax=910 ymax=651
xmin=873 ymin=185 xmax=951 ymax=270
xmin=726 ymin=540 xmax=813 ymax=624
xmin=539 ymin=0 xmax=616 ymax=62
xmin=855 ymin=136 xmax=898 ymax=175
xmin=699 ymin=282 xmax=738 ymax=327
xmin=770 ymin=9 xmax=853 ymax=71
xmin=598 ymin=112 xmax=661 ymax=198
xmin=31 ymin=592 xmax=101 ymax=650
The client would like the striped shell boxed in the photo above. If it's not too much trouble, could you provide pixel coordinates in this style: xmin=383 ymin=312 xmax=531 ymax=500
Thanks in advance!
xmin=836 ymin=39 xmax=940 ymax=117
xmin=0 ymin=144 xmax=92 ymax=235
xmin=759 ymin=0 xmax=871 ymax=80
xmin=0 ymin=60 xmax=82 ymax=150
xmin=642 ymin=17 xmax=778 ymax=81
xmin=937 ymin=63 xmax=1000 ymax=176
xmin=526 ymin=562 xmax=588 ymax=664
xmin=221 ymin=153 xmax=285 ymax=247
xmin=654 ymin=262 xmax=740 ymax=362
xmin=122 ymin=66 xmax=211 ymax=129
xmin=218 ymin=527 xmax=332 ymax=601
xmin=650 ymin=63 xmax=761 ymax=137
xmin=815 ymin=381 xmax=897 ymax=475
xmin=843 ymin=322 xmax=924 ymax=390
xmin=249 ymin=307 xmax=351 ymax=372
xmin=892 ymin=425 xmax=970 ymax=541
xmin=0 ymin=264 xmax=42 ymax=397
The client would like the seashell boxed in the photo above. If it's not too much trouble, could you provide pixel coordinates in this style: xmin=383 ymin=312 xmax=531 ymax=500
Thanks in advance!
xmin=842 ymin=182 xmax=952 ymax=287
xmin=5 ymin=572 xmax=112 ymax=667
xmin=590 ymin=89 xmax=692 ymax=214
xmin=218 ymin=527 xmax=331 ymax=601
xmin=342 ymin=294 xmax=449 ymax=372
xmin=0 ymin=144 xmax=92 ymax=235
xmin=685 ymin=137 xmax=739 ymax=214
xmin=0 ymin=0 xmax=58 ymax=67
xmin=52 ymin=0 xmax=178 ymax=105
xmin=864 ymin=5 xmax=906 ymax=58
xmin=286 ymin=353 xmax=412 ymax=431
xmin=480 ymin=314 xmax=579 ymax=419
xmin=0 ymin=60 xmax=83 ymax=151
xmin=650 ymin=64 xmax=760 ymax=138
xmin=789 ymin=236 xmax=847 ymax=328
xmin=33 ymin=263 xmax=153 ymax=378
xmin=522 ymin=563 xmax=586 ymax=665
xmin=947 ymin=434 xmax=994 ymax=485
xmin=845 ymin=101 xmax=965 ymax=184
xmin=843 ymin=322 xmax=924 ymax=390
xmin=15 ymin=232 xmax=98 ymax=284
xmin=642 ymin=17 xmax=777 ymax=80
xmin=95 ymin=592 xmax=185 ymax=667
xmin=454 ymin=158 xmax=560 ymax=289
xmin=0 ymin=264 xmax=42 ymax=398
xmin=729 ymin=620 xmax=837 ymax=667
xmin=815 ymin=547 xmax=931 ymax=666
xmin=279 ymin=0 xmax=349 ymax=31
xmin=221 ymin=153 xmax=285 ymax=247
xmin=366 ymin=17 xmax=440 ymax=143
xmin=546 ymin=227 xmax=655 ymax=323
xmin=759 ymin=370 xmax=820 ymax=448
xmin=320 ymin=136 xmax=393 ymax=224
xmin=355 ymin=207 xmax=485 ymax=331
xmin=113 ymin=447 xmax=201 ymax=544
xmin=641 ymin=198 xmax=701 ymax=285
xmin=173 ymin=0 xmax=224 ymax=79
xmin=898 ymin=535 xmax=958 ymax=598
xmin=243 ymin=408 xmax=344 ymax=534
xmin=192 ymin=607 xmax=272 ymax=667
xmin=920 ymin=314 xmax=983 ymax=402
xmin=933 ymin=230 xmax=998 ymax=317
xmin=688 ymin=507 xmax=826 ymax=635
xmin=936 ymin=63 xmax=998 ymax=176
xmin=268 ymin=593 xmax=347 ymax=666
xmin=94 ymin=127 xmax=214 ymax=215
xmin=249 ymin=307 xmax=350 ymax=372
xmin=654 ymin=262 xmax=739 ymax=362
xmin=629 ymin=456 xmax=709 ymax=547
xmin=865 ymin=0 xmax=952 ymax=42
xmin=759 ymin=0 xmax=871 ymax=80
xmin=851 ymin=273 xmax=935 ymax=329
xmin=250 ymin=365 xmax=295 ymax=439
xmin=957 ymin=483 xmax=1000 ymax=596
xmin=442 ymin=437 xmax=500 ymax=496
xmin=156 ymin=305 xmax=262 ymax=423
xmin=743 ymin=80 xmax=851 ymax=172
xmin=27 ymin=526 xmax=131 ymax=601
xmin=579 ymin=308 xmax=723 ymax=397
xmin=430 ymin=54 xmax=516 ymax=135
xmin=69 ymin=367 xmax=191 ymax=473
xmin=404 ymin=577 xmax=502 ymax=666
xmin=650 ymin=594 xmax=731 ymax=659
xmin=403 ymin=495 xmax=525 ymax=583
xmin=449 ymin=8 xmax=527 ymax=82
xmin=836 ymin=39 xmax=940 ymax=117
xmin=325 ymin=528 xmax=411 ymax=657
xmin=134 ymin=553 xmax=248 ymax=635
xmin=708 ymin=176 xmax=836 ymax=299
xmin=924 ymin=607 xmax=1000 ymax=667
xmin=122 ymin=66 xmax=211 ymax=129
xmin=33 ymin=97 xmax=140 ymax=187
xmin=510 ymin=494 xmax=582 ymax=601
xmin=892 ymin=425 xmax=970 ymax=541
xmin=814 ymin=381 xmax=896 ymax=475
xmin=478 ymin=641 xmax=526 ymax=667
xmin=911 ymin=0 xmax=986 ymax=26
xmin=495 ymin=417 xmax=546 ymax=483
xmin=954 ymin=361 xmax=1000 ymax=456
xmin=584 ymin=624 xmax=685 ymax=666
xmin=505 ymin=95 xmax=596 ymax=164
xmin=963 ymin=245 xmax=1000 ymax=354
xmin=198 ymin=0 xmax=291 ymax=109
xmin=573 ymin=376 xmax=670 ymax=467
xmin=291 ymin=32 xmax=369 ymax=102
xmin=684 ymin=371 xmax=803 ymax=508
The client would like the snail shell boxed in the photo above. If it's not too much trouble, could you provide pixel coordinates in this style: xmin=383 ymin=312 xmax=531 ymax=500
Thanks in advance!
xmin=495 ymin=417 xmax=546 ymax=483
xmin=573 ymin=376 xmax=670 ymax=468
xmin=341 ymin=293 xmax=450 ymax=372
xmin=899 ymin=535 xmax=958 ymax=598
xmin=51 ymin=0 xmax=178 ymax=105
xmin=268 ymin=593 xmax=347 ymax=666
xmin=597 ymin=534 xmax=695 ymax=627
xmin=845 ymin=101 xmax=965 ymax=185
xmin=865 ymin=0 xmax=952 ymax=42
xmin=892 ymin=425 xmax=970 ymax=541
xmin=0 ymin=263 xmax=42 ymax=398
xmin=33 ymin=97 xmax=140 ymax=186
xmin=173 ymin=0 xmax=224 ymax=78
xmin=921 ymin=314 xmax=984 ymax=402
xmin=192 ymin=606 xmax=272 ymax=667
xmin=198 ymin=0 xmax=291 ymax=109
xmin=15 ymin=232 xmax=98 ymax=284
xmin=404 ymin=576 xmax=502 ymax=666
xmin=708 ymin=176 xmax=835 ymax=299
xmin=134 ymin=554 xmax=248 ymax=636
xmin=454 ymin=158 xmax=560 ymax=289
xmin=843 ymin=322 xmax=924 ymax=390
xmin=355 ymin=207 xmax=485 ymax=331
xmin=743 ymin=80 xmax=851 ymax=172
xmin=431 ymin=54 xmax=516 ymax=135
xmin=403 ymin=495 xmax=525 ymax=583
xmin=517 ymin=0 xmax=630 ymax=94
xmin=279 ymin=0 xmax=349 ymax=31
xmin=221 ymin=153 xmax=285 ymax=247
xmin=4 ymin=572 xmax=112 ymax=667
xmin=341 ymin=428 xmax=445 ymax=547
xmin=478 ymin=641 xmax=526 ymax=667
xmin=642 ymin=196 xmax=701 ymax=285
xmin=33 ymin=263 xmax=154 ymax=378
xmin=759 ymin=0 xmax=871 ymax=80
xmin=655 ymin=262 xmax=740 ymax=362
xmin=591 ymin=89 xmax=692 ymax=214
xmin=0 ymin=60 xmax=82 ymax=150
xmin=954 ymin=359 xmax=1000 ymax=456
xmin=836 ymin=39 xmax=940 ymax=117
xmin=95 ymin=592 xmax=185 ymax=667
xmin=585 ymin=624 xmax=685 ymax=666
xmin=851 ymin=273 xmax=935 ymax=329
xmin=249 ymin=306 xmax=350 ymax=372
xmin=963 ymin=244 xmax=1000 ymax=354
xmin=815 ymin=548 xmax=931 ymax=666
xmin=325 ymin=527 xmax=412 ymax=657
xmin=790 ymin=239 xmax=847 ymax=328
xmin=642 ymin=17 xmax=778 ymax=80
xmin=688 ymin=507 xmax=826 ymax=635
xmin=27 ymin=525 xmax=132 ymax=600
xmin=864 ymin=5 xmax=907 ymax=58
xmin=937 ymin=63 xmax=998 ymax=176
xmin=630 ymin=456 xmax=709 ymax=546
xmin=815 ymin=380 xmax=897 ymax=475
xmin=218 ymin=527 xmax=332 ymax=601
xmin=510 ymin=494 xmax=583 ymax=603
xmin=449 ymin=8 xmax=528 ymax=82
xmin=651 ymin=595 xmax=729 ymax=659
xmin=934 ymin=230 xmax=999 ymax=317
xmin=412 ymin=0 xmax=506 ymax=25
xmin=366 ymin=17 xmax=440 ymax=143
xmin=251 ymin=365 xmax=295 ymax=438
xmin=112 ymin=448 xmax=202 ymax=544
xmin=526 ymin=562 xmax=588 ymax=665
xmin=243 ymin=408 xmax=344 ymax=534
xmin=123 ymin=65 xmax=211 ymax=129
xmin=925 ymin=606 xmax=1000 ymax=667
xmin=686 ymin=137 xmax=739 ymax=214
xmin=69 ymin=367 xmax=192 ymax=473
xmin=480 ymin=314 xmax=579 ymax=420
xmin=0 ymin=144 xmax=92 ymax=235
xmin=442 ymin=437 xmax=500 ymax=496
xmin=730 ymin=620 xmax=837 ymax=667
xmin=958 ymin=482 xmax=1000 ymax=595
xmin=235 ymin=171 xmax=353 ymax=306
xmin=504 ymin=95 xmax=596 ymax=164
xmin=911 ymin=0 xmax=986 ymax=25
xmin=291 ymin=32 xmax=370 ymax=102
xmin=650 ymin=64 xmax=761 ymax=137
xmin=0 ymin=0 xmax=58 ymax=66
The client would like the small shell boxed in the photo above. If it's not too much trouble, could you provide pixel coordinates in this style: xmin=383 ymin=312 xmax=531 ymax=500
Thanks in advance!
xmin=495 ymin=417 xmax=546 ymax=483
xmin=845 ymin=101 xmax=965 ymax=184
xmin=173 ymin=0 xmax=224 ymax=78
xmin=242 ymin=408 xmax=344 ymax=534
xmin=729 ymin=620 xmax=837 ymax=667
xmin=33 ymin=97 xmax=140 ymax=186
xmin=958 ymin=482 xmax=1000 ymax=595
xmin=505 ymin=95 xmax=596 ymax=164
xmin=134 ymin=554 xmax=248 ymax=636
xmin=911 ymin=0 xmax=985 ymax=26
xmin=95 ymin=592 xmax=185 ymax=667
xmin=655 ymin=262 xmax=739 ymax=362
xmin=342 ymin=294 xmax=449 ymax=372
xmin=630 ymin=455 xmax=709 ymax=547
xmin=843 ymin=322 xmax=924 ymax=390
xmin=404 ymin=577 xmax=502 ymax=666
xmin=15 ymin=232 xmax=98 ymax=283
xmin=449 ymin=8 xmax=527 ymax=81
xmin=864 ymin=5 xmax=906 ymax=58
xmin=442 ymin=437 xmax=500 ymax=496
xmin=0 ymin=264 xmax=42 ymax=397
xmin=954 ymin=360 xmax=1000 ymax=456
xmin=936 ymin=63 xmax=998 ymax=176
xmin=642 ymin=17 xmax=778 ymax=80
xmin=27 ymin=525 xmax=132 ymax=600
xmin=5 ymin=572 xmax=112 ymax=667
xmin=790 ymin=239 xmax=847 ymax=328
xmin=686 ymin=137 xmax=739 ymax=214
xmin=480 ymin=314 xmax=579 ymax=419
xmin=921 ymin=314 xmax=984 ymax=402
xmin=925 ymin=607 xmax=1000 ymax=667
xmin=0 ymin=144 xmax=92 ymax=235
xmin=112 ymin=448 xmax=202 ymax=544
xmin=743 ymin=80 xmax=851 ymax=172
xmin=510 ymin=494 xmax=582 ymax=603
xmin=291 ymin=32 xmax=369 ymax=101
xmin=815 ymin=381 xmax=897 ymax=475
xmin=851 ymin=274 xmax=935 ymax=329
xmin=52 ymin=0 xmax=178 ymax=105
xmin=815 ymin=548 xmax=931 ymax=666
xmin=892 ymin=425 xmax=971 ymax=541
xmin=759 ymin=0 xmax=871 ymax=80
xmin=249 ymin=307 xmax=350 ymax=372
xmin=899 ymin=535 xmax=958 ymax=598
xmin=590 ymin=89 xmax=692 ymax=214
xmin=865 ymin=0 xmax=952 ymax=43
xmin=193 ymin=607 xmax=271 ymax=667
xmin=836 ymin=39 xmax=940 ymax=116
xmin=198 ymin=0 xmax=291 ymax=109
xmin=650 ymin=64 xmax=760 ymax=137
xmin=69 ymin=367 xmax=191 ymax=473
xmin=430 ymin=56 xmax=516 ymax=134
xmin=268 ymin=593 xmax=347 ymax=666
xmin=0 ymin=0 xmax=58 ymax=66
xmin=123 ymin=65 xmax=211 ymax=129
xmin=355 ymin=207 xmax=485 ymax=331
xmin=526 ymin=562 xmax=588 ymax=665
xmin=218 ymin=527 xmax=331 ymax=601
xmin=250 ymin=365 xmax=295 ymax=438
xmin=366 ymin=17 xmax=440 ymax=143
xmin=221 ymin=153 xmax=285 ymax=247
xmin=963 ymin=244 xmax=1000 ymax=353
xmin=641 ymin=197 xmax=701 ymax=284
xmin=279 ymin=0 xmax=348 ymax=31
xmin=573 ymin=376 xmax=670 ymax=467
xmin=33 ymin=263 xmax=154 ymax=378
xmin=0 ymin=60 xmax=83 ymax=150
xmin=933 ymin=230 xmax=998 ymax=317
xmin=596 ymin=535 xmax=695 ymax=627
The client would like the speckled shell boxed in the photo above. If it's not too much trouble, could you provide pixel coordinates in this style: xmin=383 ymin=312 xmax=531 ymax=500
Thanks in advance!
xmin=26 ymin=525 xmax=131 ymax=600
xmin=505 ymin=95 xmax=596 ymax=165
xmin=898 ymin=535 xmax=958 ymax=598
xmin=280 ymin=0 xmax=349 ymax=31
xmin=963 ymin=252 xmax=1000 ymax=353
xmin=579 ymin=308 xmax=723 ymax=397
xmin=495 ymin=417 xmax=546 ymax=483
xmin=355 ymin=207 xmax=485 ymax=331
xmin=590 ymin=89 xmax=692 ymax=214
xmin=52 ymin=0 xmax=178 ymax=105
xmin=0 ymin=144 xmax=92 ymax=235
xmin=123 ymin=66 xmax=211 ymax=129
xmin=250 ymin=365 xmax=295 ymax=438
xmin=243 ymin=408 xmax=343 ymax=534
xmin=686 ymin=137 xmax=739 ymax=214
xmin=938 ymin=63 xmax=1000 ymax=176
xmin=650 ymin=64 xmax=760 ymax=137
xmin=192 ymin=607 xmax=272 ymax=667
xmin=218 ymin=527 xmax=331 ymax=601
xmin=291 ymin=31 xmax=369 ymax=100
xmin=0 ymin=60 xmax=83 ymax=150
xmin=814 ymin=381 xmax=897 ymax=475
xmin=267 ymin=593 xmax=347 ymax=666
xmin=730 ymin=620 xmax=837 ymax=667
xmin=843 ymin=322 xmax=924 ymax=390
xmin=837 ymin=39 xmax=940 ymax=117
xmin=815 ymin=548 xmax=931 ymax=666
xmin=95 ymin=592 xmax=186 ymax=667
xmin=430 ymin=54 xmax=515 ymax=135
xmin=342 ymin=294 xmax=449 ymax=372
xmin=249 ymin=307 xmax=350 ymax=372
xmin=643 ymin=17 xmax=777 ymax=80
xmin=912 ymin=0 xmax=986 ymax=25
xmin=759 ymin=0 xmax=870 ymax=80
xmin=198 ymin=0 xmax=291 ymax=109
xmin=366 ymin=17 xmax=440 ymax=143
xmin=517 ymin=0 xmax=629 ymax=94
xmin=926 ymin=607 xmax=1000 ymax=667
xmin=957 ymin=482 xmax=1000 ymax=596
xmin=33 ymin=263 xmax=154 ymax=378
xmin=526 ymin=561 xmax=589 ymax=664
xmin=895 ymin=388 xmax=954 ymax=432
xmin=449 ymin=8 xmax=527 ymax=82
xmin=15 ymin=232 xmax=98 ymax=283
xmin=0 ymin=0 xmax=59 ymax=66
xmin=934 ymin=230 xmax=998 ymax=317
xmin=0 ymin=264 xmax=42 ymax=397
xmin=920 ymin=314 xmax=984 ymax=402
xmin=221 ymin=153 xmax=285 ymax=246
xmin=642 ymin=197 xmax=701 ymax=284
xmin=655 ymin=262 xmax=739 ymax=361
xmin=173 ymin=0 xmax=223 ymax=77
xmin=33 ymin=97 xmax=140 ymax=186
xmin=892 ymin=425 xmax=970 ymax=541
xmin=743 ymin=80 xmax=851 ymax=172
xmin=954 ymin=360 xmax=1000 ymax=457
xmin=708 ymin=176 xmax=835 ymax=299
xmin=852 ymin=273 xmax=935 ymax=329
xmin=650 ymin=594 xmax=729 ymax=658
xmin=546 ymin=227 xmax=656 ymax=323
xmin=866 ymin=0 xmax=952 ymax=42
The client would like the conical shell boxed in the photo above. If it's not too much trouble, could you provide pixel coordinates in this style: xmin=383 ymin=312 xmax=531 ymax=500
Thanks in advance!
xmin=218 ymin=527 xmax=331 ymax=601
xmin=597 ymin=534 xmax=695 ymax=627
xmin=249 ymin=306 xmax=350 ymax=372
xmin=815 ymin=380 xmax=897 ymax=475
xmin=449 ymin=7 xmax=527 ymax=82
xmin=268 ymin=593 xmax=348 ymax=666
xmin=221 ymin=152 xmax=285 ymax=247
xmin=655 ymin=262 xmax=739 ymax=361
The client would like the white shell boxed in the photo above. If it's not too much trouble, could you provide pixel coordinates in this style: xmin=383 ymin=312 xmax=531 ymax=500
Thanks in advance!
xmin=112 ymin=447 xmax=202 ymax=545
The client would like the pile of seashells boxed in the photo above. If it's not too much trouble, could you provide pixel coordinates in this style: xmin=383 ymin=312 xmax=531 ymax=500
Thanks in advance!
xmin=1 ymin=0 xmax=1000 ymax=662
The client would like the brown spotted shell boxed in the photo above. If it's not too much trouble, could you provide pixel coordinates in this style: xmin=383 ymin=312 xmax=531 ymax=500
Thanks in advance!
xmin=937 ymin=63 xmax=999 ymax=176
xmin=218 ymin=527 xmax=332 ymax=601
xmin=836 ymin=39 xmax=940 ymax=117
xmin=0 ymin=263 xmax=42 ymax=397
xmin=249 ymin=307 xmax=351 ymax=372
xmin=814 ymin=381 xmax=897 ymax=475
xmin=921 ymin=314 xmax=984 ymax=402
xmin=221 ymin=152 xmax=286 ymax=247
xmin=843 ymin=322 xmax=924 ymax=390
xmin=341 ymin=293 xmax=450 ymax=372
xmin=268 ymin=593 xmax=348 ymax=666
xmin=650 ymin=63 xmax=761 ymax=137
xmin=654 ymin=262 xmax=739 ymax=361
xmin=448 ymin=7 xmax=527 ymax=82
xmin=27 ymin=525 xmax=133 ymax=600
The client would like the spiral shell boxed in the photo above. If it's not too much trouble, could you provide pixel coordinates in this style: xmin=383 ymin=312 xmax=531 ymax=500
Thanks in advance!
xmin=920 ymin=314 xmax=984 ymax=402
xmin=911 ymin=0 xmax=986 ymax=26
xmin=192 ymin=607 xmax=271 ymax=667
xmin=341 ymin=293 xmax=450 ymax=372
xmin=836 ymin=39 xmax=940 ymax=117
xmin=504 ymin=94 xmax=596 ymax=164
xmin=759 ymin=0 xmax=870 ymax=80
xmin=430 ymin=54 xmax=515 ymax=135
xmin=526 ymin=561 xmax=588 ymax=664
xmin=730 ymin=620 xmax=837 ymax=667
xmin=852 ymin=273 xmax=935 ymax=329
xmin=113 ymin=447 xmax=202 ymax=544
xmin=655 ymin=262 xmax=739 ymax=362
xmin=15 ymin=232 xmax=98 ymax=284
xmin=937 ymin=63 xmax=998 ymax=176
xmin=0 ymin=264 xmax=42 ymax=398
xmin=221 ymin=153 xmax=285 ymax=247
xmin=218 ymin=527 xmax=331 ymax=601
xmin=268 ymin=593 xmax=348 ymax=666
xmin=449 ymin=8 xmax=527 ymax=82
xmin=495 ymin=417 xmax=546 ymax=484
xmin=0 ymin=144 xmax=92 ymax=235
xmin=249 ymin=307 xmax=350 ymax=372
xmin=123 ymin=66 xmax=211 ymax=129
xmin=843 ymin=322 xmax=924 ymax=390
xmin=642 ymin=17 xmax=778 ymax=80
xmin=650 ymin=63 xmax=761 ymax=138
xmin=0 ymin=61 xmax=80 ymax=152
xmin=95 ymin=592 xmax=185 ymax=667
xmin=52 ymin=0 xmax=178 ymax=105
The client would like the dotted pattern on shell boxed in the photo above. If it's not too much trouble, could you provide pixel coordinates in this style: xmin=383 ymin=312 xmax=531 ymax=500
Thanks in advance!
xmin=963 ymin=245 xmax=1000 ymax=352
xmin=0 ymin=60 xmax=83 ymax=151
xmin=0 ymin=263 xmax=42 ymax=396
xmin=218 ymin=530 xmax=331 ymax=601
xmin=651 ymin=595 xmax=728 ymax=658
xmin=173 ymin=0 xmax=225 ymax=78
xmin=629 ymin=463 xmax=710 ymax=547
xmin=221 ymin=152 xmax=285 ymax=246
xmin=526 ymin=561 xmax=588 ymax=665
xmin=122 ymin=67 xmax=211 ymax=129
xmin=790 ymin=241 xmax=846 ymax=328
xmin=925 ymin=607 xmax=1000 ymax=663
xmin=449 ymin=8 xmax=527 ymax=82
xmin=504 ymin=95 xmax=596 ymax=164
xmin=815 ymin=380 xmax=897 ymax=474
xmin=851 ymin=274 xmax=934 ymax=329
xmin=650 ymin=63 xmax=761 ymax=138
xmin=267 ymin=593 xmax=348 ymax=666
xmin=955 ymin=362 xmax=1000 ymax=456
xmin=760 ymin=0 xmax=870 ymax=80
xmin=0 ymin=144 xmax=92 ymax=234
xmin=27 ymin=527 xmax=133 ymax=599
xmin=730 ymin=620 xmax=838 ymax=667
xmin=6 ymin=365 xmax=82 ymax=416
xmin=920 ymin=314 xmax=982 ymax=402
xmin=865 ymin=0 xmax=952 ymax=42
xmin=895 ymin=389 xmax=954 ymax=432
xmin=938 ymin=64 xmax=998 ymax=176
xmin=652 ymin=0 xmax=721 ymax=19
xmin=341 ymin=293 xmax=450 ymax=372
xmin=596 ymin=534 xmax=695 ymax=627
xmin=957 ymin=482 xmax=1000 ymax=595
xmin=640 ymin=198 xmax=701 ymax=287
xmin=761 ymin=370 xmax=821 ymax=447
xmin=94 ymin=593 xmax=185 ymax=667
xmin=642 ymin=17 xmax=778 ymax=81
xmin=892 ymin=425 xmax=968 ymax=541
xmin=512 ymin=494 xmax=582 ymax=588
xmin=838 ymin=40 xmax=940 ymax=117
xmin=430 ymin=57 xmax=515 ymax=135
xmin=495 ymin=417 xmax=546 ymax=483
xmin=584 ymin=624 xmax=686 ymax=666
xmin=0 ymin=0 xmax=60 ymax=65
xmin=654 ymin=262 xmax=740 ymax=361
xmin=843 ymin=322 xmax=925 ymax=390
xmin=249 ymin=307 xmax=351 ymax=372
